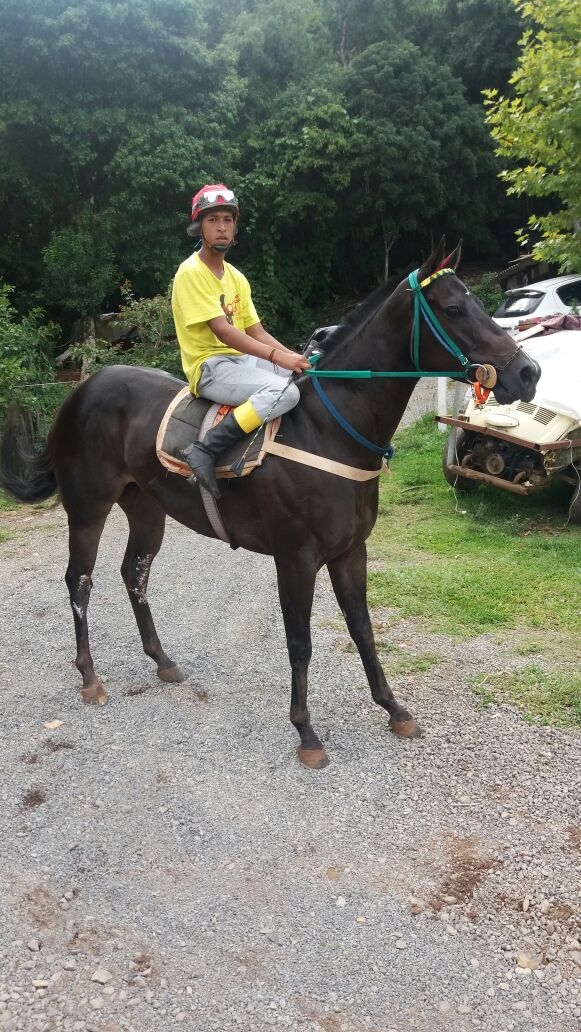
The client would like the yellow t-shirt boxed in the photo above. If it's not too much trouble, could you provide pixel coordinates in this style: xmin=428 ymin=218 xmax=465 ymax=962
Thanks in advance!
xmin=171 ymin=252 xmax=259 ymax=394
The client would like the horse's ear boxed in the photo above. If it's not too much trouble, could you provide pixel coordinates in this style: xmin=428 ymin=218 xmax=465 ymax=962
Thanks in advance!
xmin=444 ymin=241 xmax=462 ymax=272
xmin=417 ymin=237 xmax=446 ymax=281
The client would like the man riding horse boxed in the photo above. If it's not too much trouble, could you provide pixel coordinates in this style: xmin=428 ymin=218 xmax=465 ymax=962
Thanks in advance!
xmin=171 ymin=184 xmax=310 ymax=499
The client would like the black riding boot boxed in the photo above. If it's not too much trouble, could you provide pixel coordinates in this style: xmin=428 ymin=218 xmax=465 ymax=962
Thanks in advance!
xmin=181 ymin=412 xmax=248 ymax=500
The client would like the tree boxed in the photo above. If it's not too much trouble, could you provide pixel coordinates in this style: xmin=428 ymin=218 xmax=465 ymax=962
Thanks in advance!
xmin=485 ymin=0 xmax=581 ymax=271
xmin=238 ymin=78 xmax=361 ymax=336
xmin=416 ymin=0 xmax=524 ymax=104
xmin=0 ymin=0 xmax=242 ymax=316
xmin=342 ymin=41 xmax=500 ymax=285
xmin=42 ymin=210 xmax=118 ymax=321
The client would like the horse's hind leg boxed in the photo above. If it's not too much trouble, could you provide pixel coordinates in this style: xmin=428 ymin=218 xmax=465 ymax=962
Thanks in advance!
xmin=117 ymin=485 xmax=184 ymax=685
xmin=274 ymin=549 xmax=328 ymax=770
xmin=65 ymin=508 xmax=112 ymax=705
xmin=327 ymin=542 xmax=420 ymax=739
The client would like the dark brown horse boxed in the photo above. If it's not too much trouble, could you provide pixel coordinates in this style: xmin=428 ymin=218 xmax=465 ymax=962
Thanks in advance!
xmin=1 ymin=242 xmax=540 ymax=768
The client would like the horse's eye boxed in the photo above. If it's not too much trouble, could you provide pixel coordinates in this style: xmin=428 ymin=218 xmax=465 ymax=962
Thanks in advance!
xmin=445 ymin=305 xmax=462 ymax=316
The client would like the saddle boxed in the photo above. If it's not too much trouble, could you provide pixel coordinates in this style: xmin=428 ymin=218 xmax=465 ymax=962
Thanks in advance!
xmin=156 ymin=386 xmax=280 ymax=479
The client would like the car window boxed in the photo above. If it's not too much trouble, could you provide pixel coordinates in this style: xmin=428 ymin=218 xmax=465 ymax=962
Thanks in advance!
xmin=493 ymin=291 xmax=543 ymax=318
xmin=556 ymin=281 xmax=581 ymax=307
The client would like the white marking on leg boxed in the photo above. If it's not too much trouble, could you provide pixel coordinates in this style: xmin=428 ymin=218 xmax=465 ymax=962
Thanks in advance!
xmin=72 ymin=574 xmax=92 ymax=620
xmin=129 ymin=554 xmax=153 ymax=604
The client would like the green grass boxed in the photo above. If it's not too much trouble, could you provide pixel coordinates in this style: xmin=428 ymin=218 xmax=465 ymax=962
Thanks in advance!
xmin=0 ymin=490 xmax=13 ymax=541
xmin=471 ymin=666 xmax=581 ymax=729
xmin=368 ymin=417 xmax=581 ymax=728
xmin=0 ymin=489 xmax=60 ymax=544
xmin=375 ymin=643 xmax=441 ymax=677
xmin=369 ymin=418 xmax=581 ymax=638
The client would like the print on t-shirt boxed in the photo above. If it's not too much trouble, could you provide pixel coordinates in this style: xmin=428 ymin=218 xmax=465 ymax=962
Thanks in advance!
xmin=220 ymin=292 xmax=241 ymax=325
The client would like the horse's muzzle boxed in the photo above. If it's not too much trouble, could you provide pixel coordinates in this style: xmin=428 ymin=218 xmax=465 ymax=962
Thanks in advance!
xmin=493 ymin=349 xmax=541 ymax=405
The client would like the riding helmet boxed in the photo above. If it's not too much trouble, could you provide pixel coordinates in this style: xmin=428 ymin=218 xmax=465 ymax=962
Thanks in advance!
xmin=187 ymin=184 xmax=239 ymax=239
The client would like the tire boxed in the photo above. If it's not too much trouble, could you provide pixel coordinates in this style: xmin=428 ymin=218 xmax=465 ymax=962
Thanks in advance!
xmin=442 ymin=430 xmax=478 ymax=492
xmin=568 ymin=485 xmax=581 ymax=524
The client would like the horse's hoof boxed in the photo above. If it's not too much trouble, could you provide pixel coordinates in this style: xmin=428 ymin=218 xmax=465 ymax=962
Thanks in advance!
xmin=81 ymin=683 xmax=109 ymax=706
xmin=297 ymin=746 xmax=329 ymax=770
xmin=157 ymin=664 xmax=185 ymax=684
xmin=390 ymin=717 xmax=421 ymax=739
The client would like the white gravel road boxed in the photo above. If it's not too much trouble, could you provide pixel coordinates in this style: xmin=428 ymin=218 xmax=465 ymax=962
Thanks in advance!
xmin=0 ymin=501 xmax=579 ymax=1032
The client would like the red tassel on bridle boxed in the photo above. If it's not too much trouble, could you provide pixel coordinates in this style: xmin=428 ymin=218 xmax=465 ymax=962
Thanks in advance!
xmin=437 ymin=251 xmax=455 ymax=271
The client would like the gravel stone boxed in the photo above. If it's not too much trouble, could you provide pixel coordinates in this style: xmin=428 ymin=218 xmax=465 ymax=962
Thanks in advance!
xmin=0 ymin=503 xmax=579 ymax=1032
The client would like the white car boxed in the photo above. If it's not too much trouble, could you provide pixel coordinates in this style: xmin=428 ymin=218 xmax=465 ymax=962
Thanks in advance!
xmin=439 ymin=327 xmax=581 ymax=522
xmin=493 ymin=275 xmax=581 ymax=334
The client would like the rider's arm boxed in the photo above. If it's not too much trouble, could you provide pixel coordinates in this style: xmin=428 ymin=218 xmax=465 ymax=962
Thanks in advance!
xmin=207 ymin=316 xmax=310 ymax=373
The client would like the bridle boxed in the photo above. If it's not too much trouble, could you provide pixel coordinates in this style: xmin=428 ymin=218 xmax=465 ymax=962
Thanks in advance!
xmin=408 ymin=267 xmax=472 ymax=378
xmin=304 ymin=266 xmax=515 ymax=461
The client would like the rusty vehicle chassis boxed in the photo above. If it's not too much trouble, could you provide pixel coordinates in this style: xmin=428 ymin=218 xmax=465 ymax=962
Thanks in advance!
xmin=437 ymin=415 xmax=581 ymax=496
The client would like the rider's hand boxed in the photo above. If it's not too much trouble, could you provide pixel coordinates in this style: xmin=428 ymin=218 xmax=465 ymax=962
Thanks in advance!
xmin=273 ymin=349 xmax=311 ymax=374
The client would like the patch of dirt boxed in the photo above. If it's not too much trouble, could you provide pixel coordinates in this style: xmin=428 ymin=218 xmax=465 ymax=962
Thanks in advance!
xmin=231 ymin=948 xmax=263 ymax=977
xmin=22 ymin=787 xmax=47 ymax=808
xmin=490 ymin=783 xmax=510 ymax=801
xmin=566 ymin=825 xmax=580 ymax=851
xmin=431 ymin=835 xmax=500 ymax=906
xmin=22 ymin=886 xmax=60 ymax=930
xmin=298 ymin=1002 xmax=383 ymax=1032
xmin=66 ymin=925 xmax=106 ymax=955
xmin=132 ymin=951 xmax=153 ymax=973
xmin=43 ymin=738 xmax=75 ymax=752
xmin=20 ymin=752 xmax=39 ymax=764
xmin=126 ymin=685 xmax=148 ymax=696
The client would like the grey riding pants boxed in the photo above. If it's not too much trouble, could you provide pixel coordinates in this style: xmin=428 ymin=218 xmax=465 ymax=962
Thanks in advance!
xmin=197 ymin=354 xmax=300 ymax=422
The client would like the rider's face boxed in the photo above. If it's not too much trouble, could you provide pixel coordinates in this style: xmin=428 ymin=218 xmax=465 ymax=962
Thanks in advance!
xmin=201 ymin=209 xmax=236 ymax=248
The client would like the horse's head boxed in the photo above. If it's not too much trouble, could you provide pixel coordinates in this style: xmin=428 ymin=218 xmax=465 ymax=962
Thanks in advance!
xmin=401 ymin=239 xmax=541 ymax=404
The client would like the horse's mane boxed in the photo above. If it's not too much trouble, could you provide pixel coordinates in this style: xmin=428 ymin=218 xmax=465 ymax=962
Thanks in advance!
xmin=310 ymin=277 xmax=400 ymax=371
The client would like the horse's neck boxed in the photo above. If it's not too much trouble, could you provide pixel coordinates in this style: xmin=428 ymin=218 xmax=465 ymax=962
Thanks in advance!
xmin=313 ymin=305 xmax=418 ymax=449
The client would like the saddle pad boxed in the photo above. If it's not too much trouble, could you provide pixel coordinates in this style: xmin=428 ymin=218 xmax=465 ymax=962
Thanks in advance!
xmin=156 ymin=386 xmax=281 ymax=479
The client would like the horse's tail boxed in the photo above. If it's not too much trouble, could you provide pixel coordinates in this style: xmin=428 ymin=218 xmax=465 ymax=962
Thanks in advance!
xmin=0 ymin=406 xmax=58 ymax=503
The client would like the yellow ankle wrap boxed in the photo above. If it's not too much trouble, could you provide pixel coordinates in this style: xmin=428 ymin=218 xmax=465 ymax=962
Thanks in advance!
xmin=233 ymin=401 xmax=262 ymax=434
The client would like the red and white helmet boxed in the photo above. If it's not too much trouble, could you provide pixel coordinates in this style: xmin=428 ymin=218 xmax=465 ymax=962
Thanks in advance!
xmin=188 ymin=184 xmax=239 ymax=238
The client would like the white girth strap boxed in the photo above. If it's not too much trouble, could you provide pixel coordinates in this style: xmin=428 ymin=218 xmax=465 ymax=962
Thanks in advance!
xmin=262 ymin=439 xmax=382 ymax=481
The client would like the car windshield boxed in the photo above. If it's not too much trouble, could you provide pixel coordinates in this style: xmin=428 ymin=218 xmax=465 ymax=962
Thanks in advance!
xmin=493 ymin=291 xmax=544 ymax=318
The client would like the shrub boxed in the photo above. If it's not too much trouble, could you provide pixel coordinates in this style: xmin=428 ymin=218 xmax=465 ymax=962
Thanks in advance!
xmin=70 ymin=283 xmax=183 ymax=379
xmin=0 ymin=285 xmax=63 ymax=428
xmin=466 ymin=271 xmax=505 ymax=315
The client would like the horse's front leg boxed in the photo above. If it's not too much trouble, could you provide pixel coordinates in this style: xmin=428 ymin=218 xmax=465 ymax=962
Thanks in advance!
xmin=327 ymin=542 xmax=420 ymax=738
xmin=274 ymin=550 xmax=329 ymax=769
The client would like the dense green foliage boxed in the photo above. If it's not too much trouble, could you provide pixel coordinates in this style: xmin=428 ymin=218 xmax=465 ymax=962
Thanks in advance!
xmin=0 ymin=0 xmax=529 ymax=346
xmin=485 ymin=0 xmax=581 ymax=271
xmin=0 ymin=285 xmax=61 ymax=423
xmin=70 ymin=285 xmax=182 ymax=378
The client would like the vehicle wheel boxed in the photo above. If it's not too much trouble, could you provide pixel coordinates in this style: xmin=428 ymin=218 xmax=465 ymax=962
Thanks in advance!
xmin=442 ymin=430 xmax=477 ymax=492
xmin=567 ymin=485 xmax=581 ymax=524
